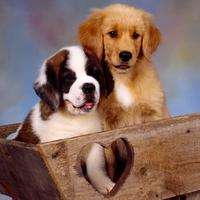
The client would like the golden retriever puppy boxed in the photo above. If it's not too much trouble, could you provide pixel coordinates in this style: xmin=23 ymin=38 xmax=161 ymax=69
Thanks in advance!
xmin=78 ymin=4 xmax=170 ymax=128
xmin=78 ymin=4 xmax=170 ymax=181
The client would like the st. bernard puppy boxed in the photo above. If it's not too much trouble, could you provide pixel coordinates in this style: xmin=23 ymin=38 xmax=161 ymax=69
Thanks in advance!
xmin=14 ymin=46 xmax=115 ymax=195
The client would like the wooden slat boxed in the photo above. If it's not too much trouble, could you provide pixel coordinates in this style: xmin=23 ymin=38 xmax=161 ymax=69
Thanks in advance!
xmin=0 ymin=139 xmax=62 ymax=200
xmin=0 ymin=123 xmax=20 ymax=138
xmin=39 ymin=113 xmax=200 ymax=200
xmin=38 ymin=141 xmax=72 ymax=200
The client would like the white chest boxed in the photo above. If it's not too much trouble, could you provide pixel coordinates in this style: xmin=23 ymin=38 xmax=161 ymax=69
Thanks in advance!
xmin=114 ymin=80 xmax=135 ymax=108
xmin=31 ymin=104 xmax=102 ymax=143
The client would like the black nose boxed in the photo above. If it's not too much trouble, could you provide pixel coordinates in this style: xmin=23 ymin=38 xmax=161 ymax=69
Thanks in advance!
xmin=82 ymin=83 xmax=95 ymax=94
xmin=119 ymin=51 xmax=132 ymax=62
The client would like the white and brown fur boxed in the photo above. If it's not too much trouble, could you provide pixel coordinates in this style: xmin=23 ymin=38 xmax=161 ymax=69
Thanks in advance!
xmin=14 ymin=46 xmax=115 ymax=195
xmin=78 ymin=4 xmax=170 ymax=181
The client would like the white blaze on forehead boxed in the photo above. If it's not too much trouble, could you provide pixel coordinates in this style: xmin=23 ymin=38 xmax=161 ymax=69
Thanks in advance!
xmin=62 ymin=46 xmax=87 ymax=77
xmin=35 ymin=46 xmax=87 ymax=86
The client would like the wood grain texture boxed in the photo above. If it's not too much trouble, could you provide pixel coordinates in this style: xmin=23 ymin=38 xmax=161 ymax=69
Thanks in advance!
xmin=0 ymin=123 xmax=20 ymax=138
xmin=0 ymin=139 xmax=61 ymax=200
xmin=39 ymin=113 xmax=200 ymax=200
xmin=1 ymin=113 xmax=200 ymax=199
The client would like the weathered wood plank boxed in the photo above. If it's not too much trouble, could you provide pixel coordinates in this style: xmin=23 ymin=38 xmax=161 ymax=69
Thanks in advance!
xmin=39 ymin=113 xmax=200 ymax=200
xmin=0 ymin=139 xmax=62 ymax=200
xmin=38 ymin=141 xmax=72 ymax=200
xmin=0 ymin=123 xmax=20 ymax=138
xmin=1 ymin=113 xmax=200 ymax=199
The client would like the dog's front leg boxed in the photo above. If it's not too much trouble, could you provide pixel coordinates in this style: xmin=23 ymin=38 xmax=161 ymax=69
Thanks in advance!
xmin=86 ymin=143 xmax=115 ymax=195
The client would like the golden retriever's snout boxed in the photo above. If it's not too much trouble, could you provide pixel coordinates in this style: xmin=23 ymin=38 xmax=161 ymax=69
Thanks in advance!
xmin=119 ymin=51 xmax=132 ymax=62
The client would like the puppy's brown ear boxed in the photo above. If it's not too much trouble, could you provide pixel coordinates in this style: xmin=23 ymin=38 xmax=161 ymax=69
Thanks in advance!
xmin=102 ymin=60 xmax=114 ymax=98
xmin=77 ymin=9 xmax=104 ymax=60
xmin=142 ymin=14 xmax=161 ymax=61
xmin=34 ymin=49 xmax=68 ymax=110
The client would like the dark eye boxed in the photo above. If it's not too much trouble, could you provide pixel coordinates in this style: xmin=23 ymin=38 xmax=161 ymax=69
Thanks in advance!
xmin=63 ymin=74 xmax=75 ymax=81
xmin=108 ymin=31 xmax=117 ymax=38
xmin=133 ymin=32 xmax=140 ymax=39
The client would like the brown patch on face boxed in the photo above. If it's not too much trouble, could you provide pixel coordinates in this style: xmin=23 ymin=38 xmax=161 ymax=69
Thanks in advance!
xmin=34 ymin=49 xmax=69 ymax=110
xmin=84 ymin=48 xmax=114 ymax=98
xmin=14 ymin=112 xmax=40 ymax=144
xmin=46 ymin=49 xmax=69 ymax=75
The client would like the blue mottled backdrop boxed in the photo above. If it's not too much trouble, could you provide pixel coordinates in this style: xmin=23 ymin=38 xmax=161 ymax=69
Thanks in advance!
xmin=0 ymin=0 xmax=200 ymax=199
xmin=0 ymin=0 xmax=200 ymax=125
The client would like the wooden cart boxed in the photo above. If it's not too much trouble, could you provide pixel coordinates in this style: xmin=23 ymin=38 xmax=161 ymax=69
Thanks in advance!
xmin=1 ymin=113 xmax=200 ymax=200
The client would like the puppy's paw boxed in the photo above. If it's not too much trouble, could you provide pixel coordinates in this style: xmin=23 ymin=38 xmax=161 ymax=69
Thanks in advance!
xmin=98 ymin=181 xmax=115 ymax=195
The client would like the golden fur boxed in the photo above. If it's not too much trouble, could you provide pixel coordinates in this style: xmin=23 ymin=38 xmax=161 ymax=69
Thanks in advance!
xmin=78 ymin=4 xmax=170 ymax=130
xmin=78 ymin=4 xmax=170 ymax=181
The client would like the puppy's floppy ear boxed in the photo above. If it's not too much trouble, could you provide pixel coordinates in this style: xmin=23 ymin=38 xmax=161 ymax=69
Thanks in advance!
xmin=142 ymin=14 xmax=161 ymax=61
xmin=101 ymin=60 xmax=114 ymax=98
xmin=34 ymin=49 xmax=68 ymax=110
xmin=77 ymin=9 xmax=104 ymax=60
xmin=96 ymin=60 xmax=114 ymax=98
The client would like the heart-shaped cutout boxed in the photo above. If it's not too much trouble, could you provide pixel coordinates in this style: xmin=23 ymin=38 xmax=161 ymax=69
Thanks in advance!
xmin=79 ymin=138 xmax=133 ymax=196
